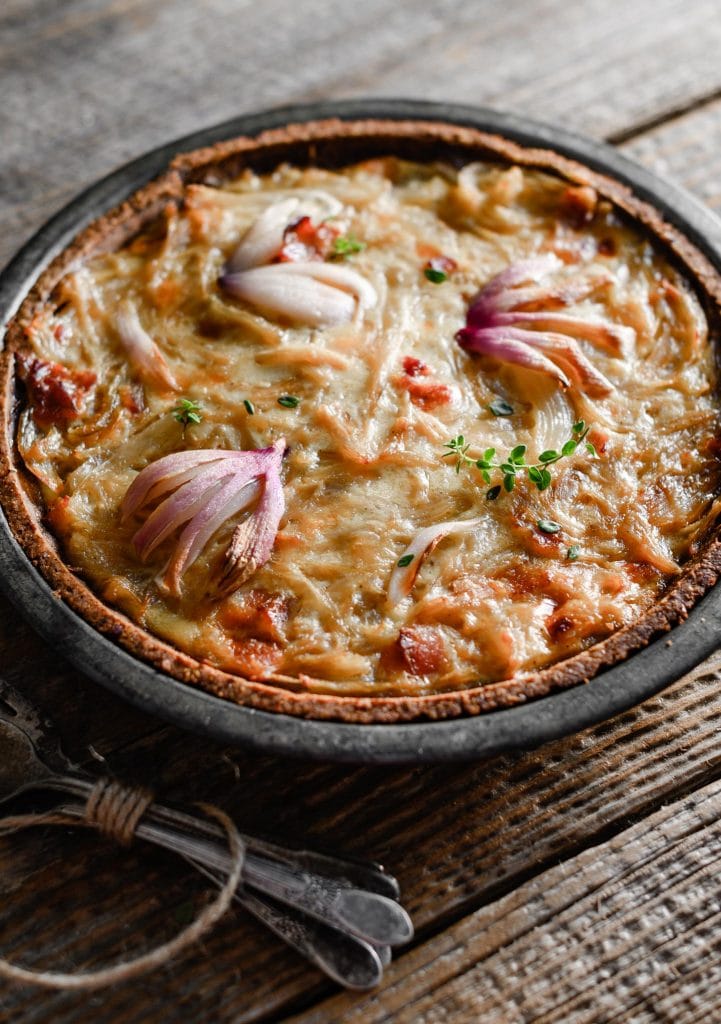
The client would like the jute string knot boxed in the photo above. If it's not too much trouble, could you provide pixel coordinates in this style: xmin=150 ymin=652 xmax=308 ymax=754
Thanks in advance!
xmin=0 ymin=790 xmax=245 ymax=990
xmin=84 ymin=779 xmax=154 ymax=846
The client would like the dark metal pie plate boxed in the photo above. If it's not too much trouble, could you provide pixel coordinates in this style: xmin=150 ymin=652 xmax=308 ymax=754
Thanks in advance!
xmin=2 ymin=99 xmax=721 ymax=763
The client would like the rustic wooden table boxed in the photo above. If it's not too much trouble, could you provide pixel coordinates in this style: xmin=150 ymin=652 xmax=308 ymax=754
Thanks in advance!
xmin=3 ymin=1 xmax=721 ymax=1020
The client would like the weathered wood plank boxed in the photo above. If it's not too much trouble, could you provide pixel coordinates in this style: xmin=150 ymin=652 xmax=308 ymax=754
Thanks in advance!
xmin=288 ymin=776 xmax=721 ymax=1024
xmin=623 ymin=98 xmax=721 ymax=214
xmin=5 ymin=650 xmax=721 ymax=1023
xmin=0 ymin=591 xmax=168 ymax=761
xmin=4 ymin=0 xmax=721 ymax=270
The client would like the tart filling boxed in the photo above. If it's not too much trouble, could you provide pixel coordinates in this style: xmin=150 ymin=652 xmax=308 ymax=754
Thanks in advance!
xmin=11 ymin=156 xmax=721 ymax=698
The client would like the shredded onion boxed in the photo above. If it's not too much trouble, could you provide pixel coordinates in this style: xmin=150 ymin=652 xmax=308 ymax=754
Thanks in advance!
xmin=528 ymin=380 xmax=575 ymax=453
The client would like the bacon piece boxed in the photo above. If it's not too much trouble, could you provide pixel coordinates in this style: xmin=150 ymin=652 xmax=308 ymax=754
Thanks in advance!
xmin=558 ymin=185 xmax=598 ymax=227
xmin=220 ymin=590 xmax=290 ymax=643
xmin=231 ymin=638 xmax=283 ymax=679
xmin=17 ymin=354 xmax=95 ymax=428
xmin=397 ymin=626 xmax=446 ymax=676
xmin=597 ymin=237 xmax=617 ymax=257
xmin=546 ymin=613 xmax=575 ymax=642
xmin=402 ymin=356 xmax=430 ymax=377
xmin=276 ymin=216 xmax=339 ymax=263
xmin=403 ymin=376 xmax=453 ymax=409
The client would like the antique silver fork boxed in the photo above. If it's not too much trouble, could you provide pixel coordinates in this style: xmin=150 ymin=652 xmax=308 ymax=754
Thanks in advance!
xmin=0 ymin=677 xmax=413 ymax=989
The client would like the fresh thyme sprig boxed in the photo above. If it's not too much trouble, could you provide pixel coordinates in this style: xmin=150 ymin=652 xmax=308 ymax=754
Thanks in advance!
xmin=172 ymin=397 xmax=202 ymax=430
xmin=443 ymin=420 xmax=597 ymax=500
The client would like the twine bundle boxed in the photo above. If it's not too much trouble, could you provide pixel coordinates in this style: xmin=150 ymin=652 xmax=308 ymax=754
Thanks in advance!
xmin=0 ymin=780 xmax=245 ymax=990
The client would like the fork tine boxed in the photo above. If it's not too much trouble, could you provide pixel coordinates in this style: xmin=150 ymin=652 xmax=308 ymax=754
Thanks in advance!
xmin=0 ymin=676 xmax=76 ymax=774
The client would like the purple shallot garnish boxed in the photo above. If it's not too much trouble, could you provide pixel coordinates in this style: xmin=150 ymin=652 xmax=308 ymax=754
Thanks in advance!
xmin=456 ymin=255 xmax=631 ymax=396
xmin=121 ymin=439 xmax=286 ymax=597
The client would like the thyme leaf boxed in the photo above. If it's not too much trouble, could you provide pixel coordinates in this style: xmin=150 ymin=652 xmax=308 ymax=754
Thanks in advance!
xmin=488 ymin=398 xmax=514 ymax=417
xmin=424 ymin=267 xmax=448 ymax=284
xmin=537 ymin=519 xmax=561 ymax=534
xmin=172 ymin=397 xmax=202 ymax=429
xmin=332 ymin=234 xmax=365 ymax=259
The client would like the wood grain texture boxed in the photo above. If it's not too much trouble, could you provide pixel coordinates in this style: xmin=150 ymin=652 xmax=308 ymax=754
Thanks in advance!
xmin=3 ymin=1 xmax=721 ymax=1022
xmin=624 ymin=98 xmax=721 ymax=213
xmin=4 ymin=647 xmax=721 ymax=1023
xmin=289 ymin=776 xmax=721 ymax=1024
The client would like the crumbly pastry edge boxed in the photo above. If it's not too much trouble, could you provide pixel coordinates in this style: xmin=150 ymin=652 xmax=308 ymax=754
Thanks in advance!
xmin=3 ymin=116 xmax=721 ymax=723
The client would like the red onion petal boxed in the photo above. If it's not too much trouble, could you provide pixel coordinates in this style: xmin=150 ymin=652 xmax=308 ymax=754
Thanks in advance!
xmin=132 ymin=460 xmax=241 ymax=560
xmin=220 ymin=266 xmax=356 ymax=327
xmin=116 ymin=302 xmax=179 ymax=392
xmin=478 ymin=254 xmax=561 ymax=296
xmin=388 ymin=518 xmax=484 ymax=605
xmin=218 ymin=468 xmax=285 ymax=596
xmin=122 ymin=439 xmax=287 ymax=596
xmin=226 ymin=197 xmax=301 ymax=273
xmin=121 ymin=450 xmax=242 ymax=521
xmin=468 ymin=254 xmax=562 ymax=323
xmin=458 ymin=327 xmax=571 ymax=387
xmin=502 ymin=310 xmax=634 ymax=355
xmin=163 ymin=477 xmax=262 ymax=594
xmin=505 ymin=327 xmax=614 ymax=396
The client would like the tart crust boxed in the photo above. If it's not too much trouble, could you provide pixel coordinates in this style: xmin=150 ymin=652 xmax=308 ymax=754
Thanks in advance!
xmin=3 ymin=117 xmax=721 ymax=724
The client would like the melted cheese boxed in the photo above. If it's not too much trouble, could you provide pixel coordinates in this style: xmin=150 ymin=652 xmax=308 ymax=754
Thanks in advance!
xmin=19 ymin=159 xmax=721 ymax=696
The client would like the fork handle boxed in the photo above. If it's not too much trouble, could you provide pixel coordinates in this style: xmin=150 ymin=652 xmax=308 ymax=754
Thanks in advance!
xmin=55 ymin=800 xmax=384 ymax=990
xmin=45 ymin=777 xmax=412 ymax=946
xmin=128 ymin=807 xmax=412 ymax=947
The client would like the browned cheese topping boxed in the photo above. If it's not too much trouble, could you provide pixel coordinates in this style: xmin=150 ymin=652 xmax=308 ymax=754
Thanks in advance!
xmin=17 ymin=159 xmax=721 ymax=696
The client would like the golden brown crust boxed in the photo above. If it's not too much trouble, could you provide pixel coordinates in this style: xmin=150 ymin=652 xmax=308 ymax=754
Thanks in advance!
xmin=3 ymin=116 xmax=721 ymax=723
